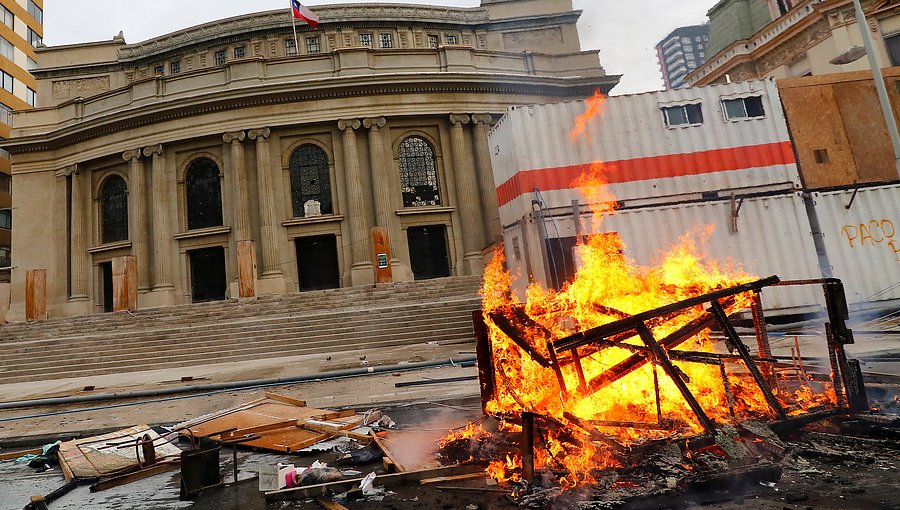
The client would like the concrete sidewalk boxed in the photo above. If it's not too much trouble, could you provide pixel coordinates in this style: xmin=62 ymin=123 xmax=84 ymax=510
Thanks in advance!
xmin=0 ymin=342 xmax=479 ymax=446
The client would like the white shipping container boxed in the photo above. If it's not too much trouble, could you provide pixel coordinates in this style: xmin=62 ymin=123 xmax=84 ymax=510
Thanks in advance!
xmin=503 ymin=192 xmax=824 ymax=314
xmin=490 ymin=79 xmax=802 ymax=227
xmin=812 ymin=184 xmax=900 ymax=309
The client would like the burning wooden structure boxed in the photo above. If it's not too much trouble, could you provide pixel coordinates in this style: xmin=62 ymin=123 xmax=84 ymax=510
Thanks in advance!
xmin=446 ymin=271 xmax=870 ymax=490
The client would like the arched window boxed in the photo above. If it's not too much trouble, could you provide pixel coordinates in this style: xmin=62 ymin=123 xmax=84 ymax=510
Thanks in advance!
xmin=185 ymin=158 xmax=223 ymax=230
xmin=289 ymin=145 xmax=332 ymax=217
xmin=100 ymin=175 xmax=129 ymax=244
xmin=398 ymin=136 xmax=441 ymax=207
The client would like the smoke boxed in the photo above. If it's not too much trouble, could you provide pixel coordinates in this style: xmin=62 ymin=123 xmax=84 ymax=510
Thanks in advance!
xmin=383 ymin=409 xmax=472 ymax=471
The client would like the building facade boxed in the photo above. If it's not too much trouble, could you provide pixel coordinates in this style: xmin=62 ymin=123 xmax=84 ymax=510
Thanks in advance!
xmin=688 ymin=0 xmax=900 ymax=86
xmin=2 ymin=0 xmax=618 ymax=319
xmin=0 ymin=0 xmax=42 ymax=280
xmin=656 ymin=24 xmax=710 ymax=89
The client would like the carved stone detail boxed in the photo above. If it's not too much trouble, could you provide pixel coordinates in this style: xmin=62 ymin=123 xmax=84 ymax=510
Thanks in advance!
xmin=52 ymin=77 xmax=111 ymax=99
xmin=363 ymin=117 xmax=387 ymax=130
xmin=248 ymin=127 xmax=271 ymax=141
xmin=449 ymin=113 xmax=471 ymax=126
xmin=338 ymin=119 xmax=361 ymax=131
xmin=471 ymin=113 xmax=493 ymax=126
xmin=142 ymin=144 xmax=163 ymax=158
xmin=223 ymin=131 xmax=247 ymax=144
xmin=122 ymin=149 xmax=142 ymax=162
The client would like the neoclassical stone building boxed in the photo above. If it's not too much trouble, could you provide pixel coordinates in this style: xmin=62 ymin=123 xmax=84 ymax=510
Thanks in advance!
xmin=3 ymin=0 xmax=617 ymax=319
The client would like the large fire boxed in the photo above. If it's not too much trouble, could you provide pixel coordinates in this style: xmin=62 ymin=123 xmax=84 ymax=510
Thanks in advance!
xmin=444 ymin=91 xmax=834 ymax=489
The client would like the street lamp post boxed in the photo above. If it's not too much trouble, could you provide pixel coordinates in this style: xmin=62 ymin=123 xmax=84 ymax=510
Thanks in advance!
xmin=853 ymin=0 xmax=900 ymax=178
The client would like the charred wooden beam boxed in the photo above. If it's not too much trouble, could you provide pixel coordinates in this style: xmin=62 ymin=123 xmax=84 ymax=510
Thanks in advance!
xmin=521 ymin=412 xmax=536 ymax=483
xmin=585 ymin=312 xmax=718 ymax=393
xmin=635 ymin=323 xmax=717 ymax=434
xmin=553 ymin=276 xmax=779 ymax=352
xmin=473 ymin=311 xmax=497 ymax=414
xmin=562 ymin=412 xmax=628 ymax=454
xmin=710 ymin=300 xmax=787 ymax=421
xmin=487 ymin=311 xmax=552 ymax=368
xmin=545 ymin=340 xmax=569 ymax=399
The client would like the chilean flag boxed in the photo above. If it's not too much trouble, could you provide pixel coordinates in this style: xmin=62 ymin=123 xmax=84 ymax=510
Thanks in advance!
xmin=291 ymin=0 xmax=320 ymax=29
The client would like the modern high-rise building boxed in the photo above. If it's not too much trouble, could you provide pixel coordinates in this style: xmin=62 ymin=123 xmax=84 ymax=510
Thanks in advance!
xmin=0 ymin=0 xmax=42 ymax=280
xmin=656 ymin=25 xmax=710 ymax=89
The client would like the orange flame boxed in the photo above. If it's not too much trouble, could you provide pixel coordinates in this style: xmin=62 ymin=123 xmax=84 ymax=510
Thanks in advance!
xmin=450 ymin=89 xmax=834 ymax=488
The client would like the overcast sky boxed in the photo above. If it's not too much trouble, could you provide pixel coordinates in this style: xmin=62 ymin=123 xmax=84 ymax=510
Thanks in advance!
xmin=43 ymin=0 xmax=713 ymax=94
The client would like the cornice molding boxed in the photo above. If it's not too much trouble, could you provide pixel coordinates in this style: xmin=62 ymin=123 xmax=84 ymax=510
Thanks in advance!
xmin=8 ymin=73 xmax=619 ymax=155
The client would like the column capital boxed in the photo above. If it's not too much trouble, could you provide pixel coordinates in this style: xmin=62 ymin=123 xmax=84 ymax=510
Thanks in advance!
xmin=55 ymin=164 xmax=78 ymax=178
xmin=122 ymin=149 xmax=142 ymax=162
xmin=450 ymin=113 xmax=471 ymax=126
xmin=338 ymin=119 xmax=361 ymax=131
xmin=472 ymin=113 xmax=494 ymax=126
xmin=223 ymin=131 xmax=246 ymax=144
xmin=142 ymin=144 xmax=163 ymax=158
xmin=363 ymin=117 xmax=386 ymax=130
xmin=248 ymin=127 xmax=271 ymax=141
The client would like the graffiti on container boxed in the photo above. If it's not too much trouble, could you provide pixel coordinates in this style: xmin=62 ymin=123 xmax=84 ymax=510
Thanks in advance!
xmin=841 ymin=219 xmax=899 ymax=261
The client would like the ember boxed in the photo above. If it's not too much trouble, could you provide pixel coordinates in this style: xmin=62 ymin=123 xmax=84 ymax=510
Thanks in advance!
xmin=441 ymin=91 xmax=865 ymax=497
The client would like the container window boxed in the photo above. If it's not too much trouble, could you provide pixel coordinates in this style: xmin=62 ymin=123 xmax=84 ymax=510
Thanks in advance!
xmin=662 ymin=103 xmax=703 ymax=127
xmin=813 ymin=149 xmax=830 ymax=164
xmin=723 ymin=96 xmax=765 ymax=120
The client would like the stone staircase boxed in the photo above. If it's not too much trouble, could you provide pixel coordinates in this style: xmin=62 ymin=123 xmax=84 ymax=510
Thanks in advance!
xmin=0 ymin=276 xmax=483 ymax=385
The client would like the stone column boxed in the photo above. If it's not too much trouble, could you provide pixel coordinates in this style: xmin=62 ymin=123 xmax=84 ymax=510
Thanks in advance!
xmin=224 ymin=131 xmax=251 ymax=242
xmin=68 ymin=165 xmax=89 ymax=302
xmin=144 ymin=145 xmax=174 ymax=291
xmin=338 ymin=119 xmax=374 ymax=286
xmin=123 ymin=149 xmax=150 ymax=292
xmin=449 ymin=114 xmax=485 ymax=275
xmin=364 ymin=116 xmax=407 ymax=279
xmin=472 ymin=114 xmax=501 ymax=243
xmin=248 ymin=128 xmax=284 ymax=281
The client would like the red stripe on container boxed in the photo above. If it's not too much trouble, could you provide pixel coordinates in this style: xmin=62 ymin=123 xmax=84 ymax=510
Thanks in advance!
xmin=496 ymin=141 xmax=796 ymax=207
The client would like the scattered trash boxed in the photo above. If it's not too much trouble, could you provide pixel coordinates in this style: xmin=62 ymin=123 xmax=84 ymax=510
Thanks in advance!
xmin=360 ymin=472 xmax=377 ymax=495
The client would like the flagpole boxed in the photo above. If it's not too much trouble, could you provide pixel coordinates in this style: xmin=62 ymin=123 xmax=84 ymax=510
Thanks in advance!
xmin=290 ymin=1 xmax=300 ymax=54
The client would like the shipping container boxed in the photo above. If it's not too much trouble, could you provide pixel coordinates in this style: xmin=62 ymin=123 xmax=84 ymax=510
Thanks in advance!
xmin=490 ymin=79 xmax=802 ymax=228
xmin=502 ymin=192 xmax=824 ymax=314
xmin=811 ymin=183 xmax=900 ymax=309
xmin=778 ymin=69 xmax=900 ymax=190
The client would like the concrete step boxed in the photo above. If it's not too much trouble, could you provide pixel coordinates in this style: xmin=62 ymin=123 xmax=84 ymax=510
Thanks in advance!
xmin=0 ymin=315 xmax=475 ymax=366
xmin=0 ymin=276 xmax=483 ymax=385
xmin=0 ymin=277 xmax=482 ymax=340
xmin=0 ymin=323 xmax=476 ymax=378
xmin=0 ymin=332 xmax=476 ymax=384
xmin=0 ymin=298 xmax=480 ymax=353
